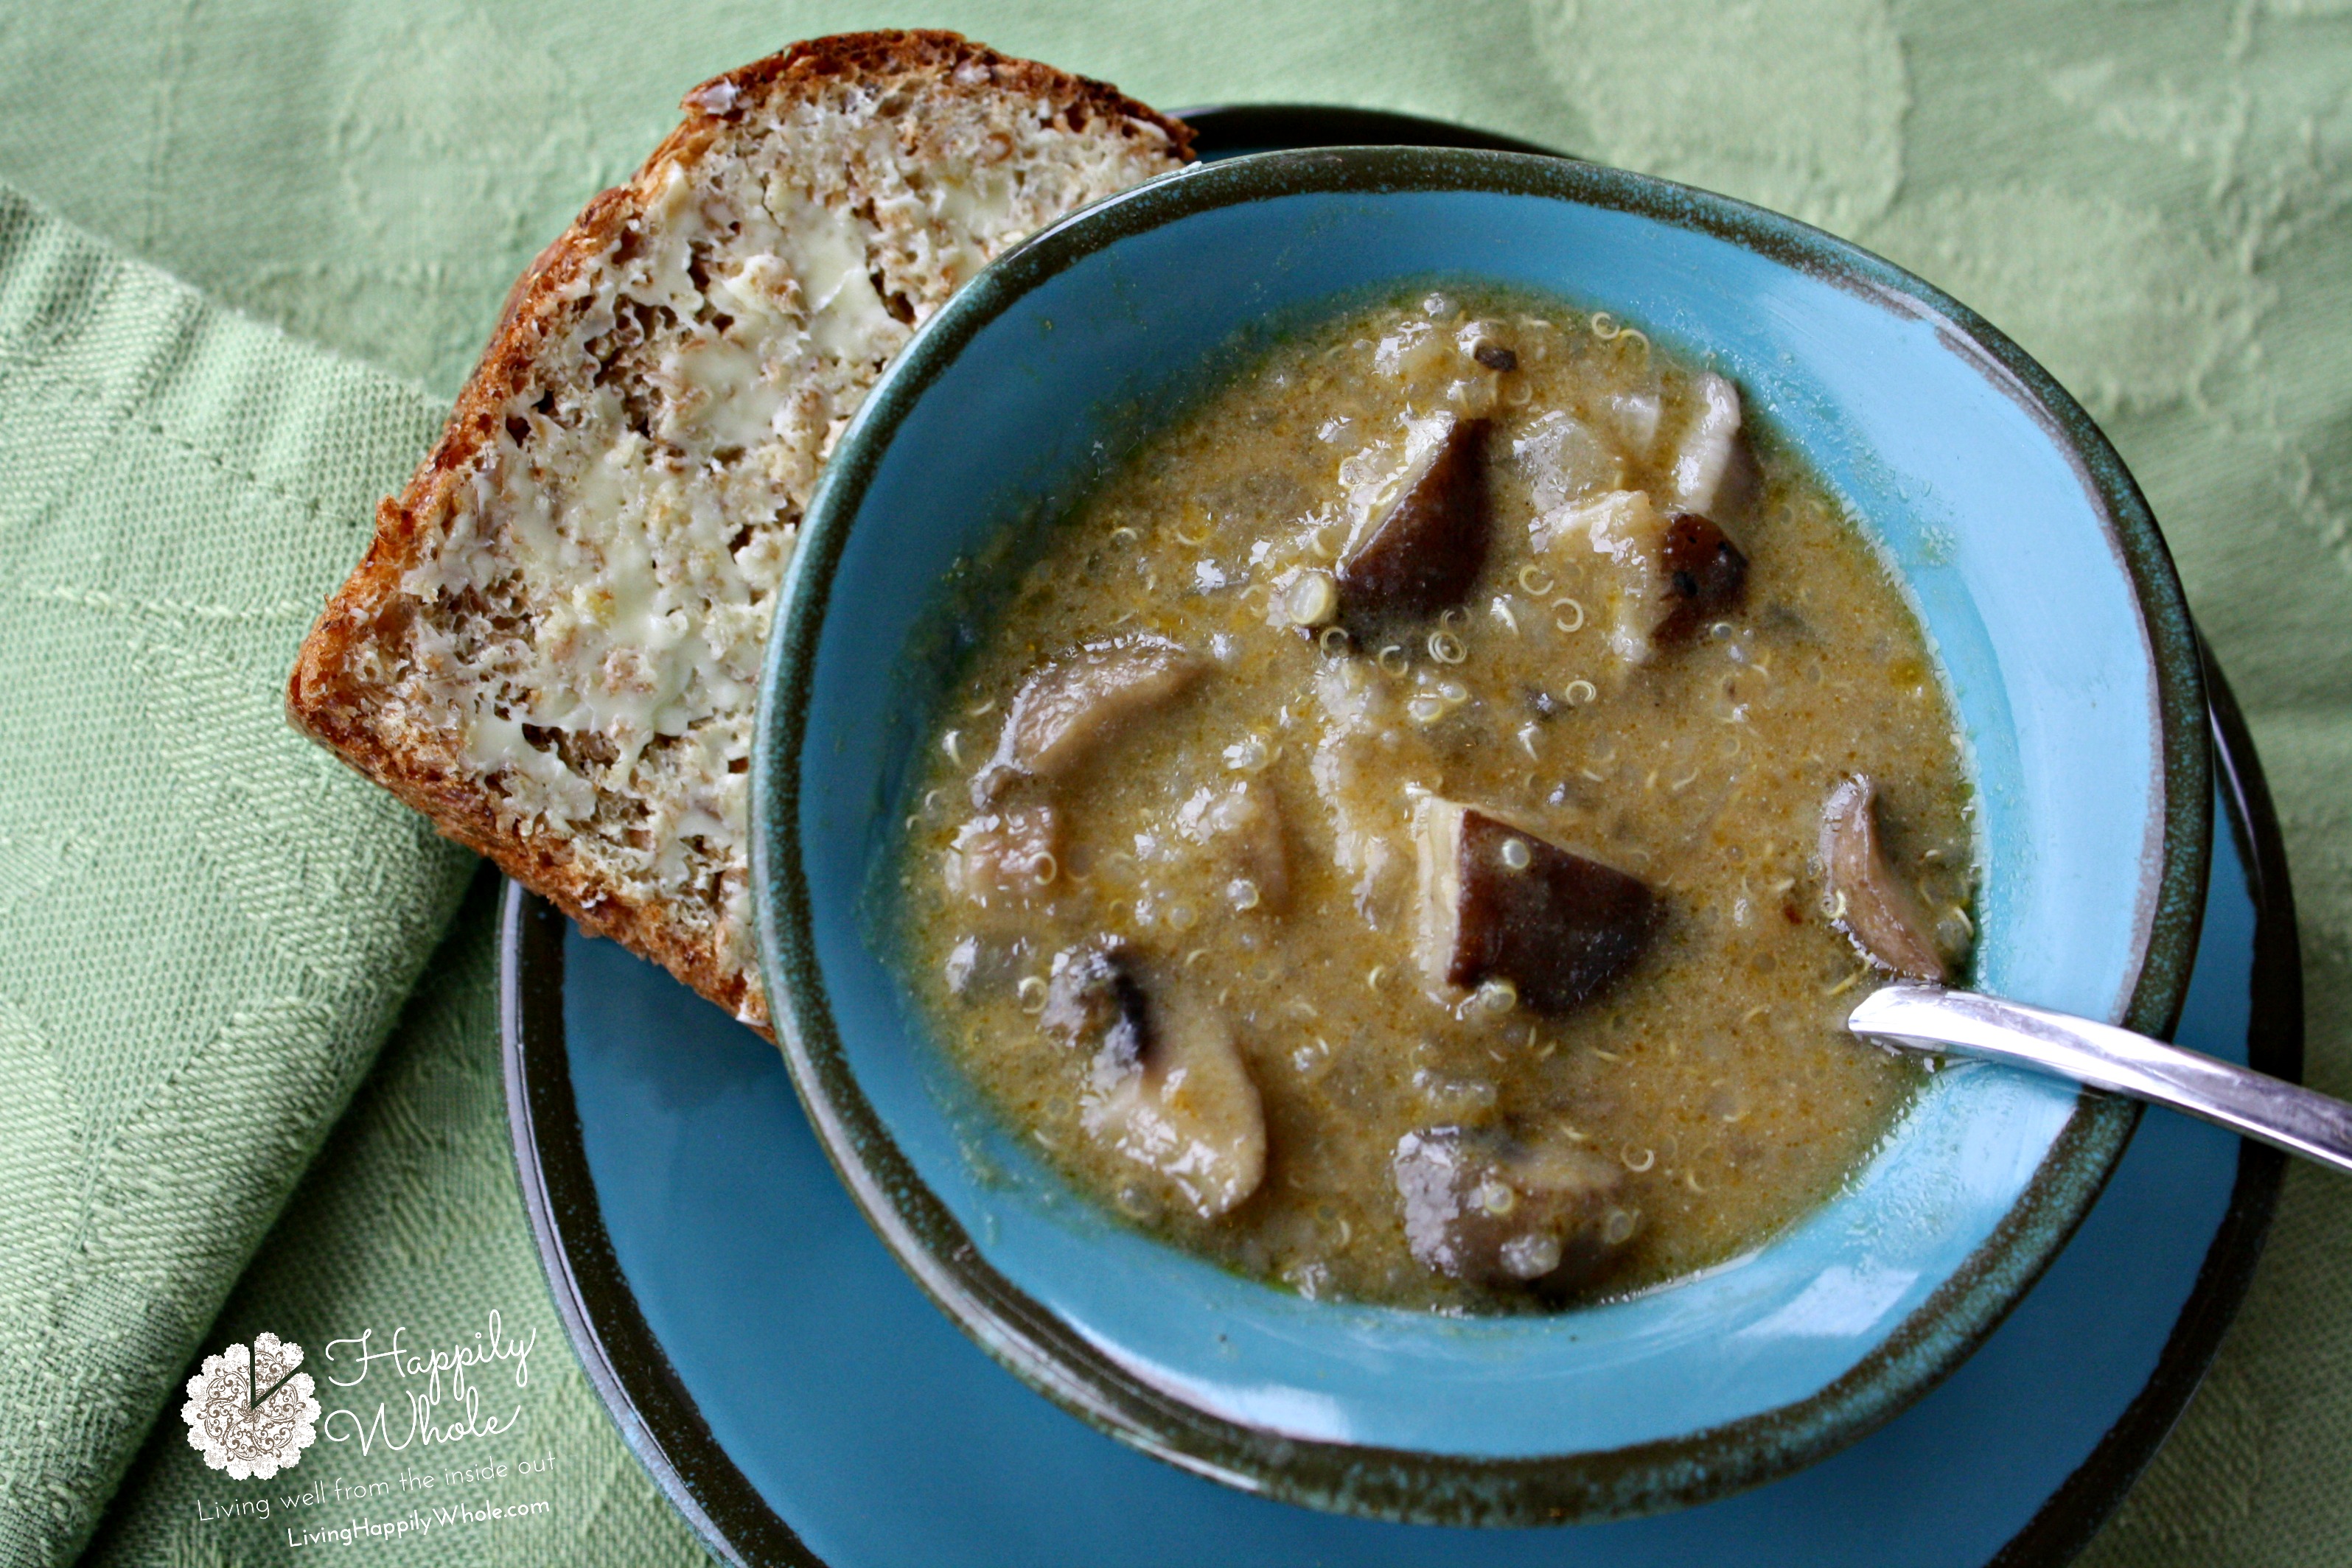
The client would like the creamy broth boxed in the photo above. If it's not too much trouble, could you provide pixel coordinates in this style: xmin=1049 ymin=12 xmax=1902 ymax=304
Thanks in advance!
xmin=891 ymin=287 xmax=1975 ymax=1312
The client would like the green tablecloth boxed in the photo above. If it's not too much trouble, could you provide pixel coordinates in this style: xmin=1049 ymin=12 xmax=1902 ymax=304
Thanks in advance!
xmin=0 ymin=2 xmax=2345 ymax=1564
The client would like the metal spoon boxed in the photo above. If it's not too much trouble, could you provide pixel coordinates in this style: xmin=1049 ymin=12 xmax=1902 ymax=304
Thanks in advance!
xmin=1849 ymin=982 xmax=2352 ymax=1176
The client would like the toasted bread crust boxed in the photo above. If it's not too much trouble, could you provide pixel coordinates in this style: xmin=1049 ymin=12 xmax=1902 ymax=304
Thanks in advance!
xmin=287 ymin=32 xmax=1192 ymax=1029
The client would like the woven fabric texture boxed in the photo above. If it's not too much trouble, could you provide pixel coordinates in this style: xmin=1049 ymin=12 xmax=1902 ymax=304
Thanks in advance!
xmin=0 ymin=1 xmax=2345 ymax=1565
xmin=0 ymin=184 xmax=474 ymax=1564
xmin=78 ymin=872 xmax=712 ymax=1568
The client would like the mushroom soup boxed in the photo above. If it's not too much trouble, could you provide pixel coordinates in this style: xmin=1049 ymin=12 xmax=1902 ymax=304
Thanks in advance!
xmin=891 ymin=287 xmax=1976 ymax=1312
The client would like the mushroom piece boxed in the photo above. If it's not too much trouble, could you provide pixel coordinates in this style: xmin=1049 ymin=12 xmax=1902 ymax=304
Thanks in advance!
xmin=973 ymin=636 xmax=1203 ymax=803
xmin=1539 ymin=490 xmax=1748 ymax=662
xmin=944 ymin=804 xmax=1061 ymax=907
xmin=1171 ymin=779 xmax=1291 ymax=914
xmin=1306 ymin=659 xmax=1427 ymax=930
xmin=1663 ymin=371 xmax=1758 ymax=519
xmin=1819 ymin=774 xmax=1950 ymax=982
xmin=1513 ymin=409 xmax=1625 ymax=519
xmin=1044 ymin=942 xmax=1267 ymax=1220
xmin=1041 ymin=941 xmax=1153 ymax=1054
xmin=1655 ymin=511 xmax=1750 ymax=645
xmin=1604 ymin=387 xmax=1663 ymax=459
xmin=1336 ymin=414 xmax=1492 ymax=627
xmin=1545 ymin=489 xmax=1669 ymax=665
xmin=1393 ymin=1124 xmax=1635 ymax=1292
xmin=1413 ymin=797 xmax=1658 ymax=1013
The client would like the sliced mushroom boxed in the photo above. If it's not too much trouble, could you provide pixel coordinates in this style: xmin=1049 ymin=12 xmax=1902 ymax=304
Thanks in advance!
xmin=1308 ymin=660 xmax=1428 ymax=929
xmin=1413 ymin=797 xmax=1658 ymax=1013
xmin=974 ymin=637 xmax=1202 ymax=803
xmin=1172 ymin=779 xmax=1291 ymax=914
xmin=1819 ymin=774 xmax=1950 ymax=982
xmin=1393 ymin=1124 xmax=1634 ymax=1292
xmin=1604 ymin=387 xmax=1662 ymax=459
xmin=1514 ymin=409 xmax=1625 ymax=523
xmin=944 ymin=805 xmax=1060 ymax=906
xmin=1655 ymin=511 xmax=1750 ymax=644
xmin=1540 ymin=489 xmax=1747 ymax=662
xmin=1041 ymin=941 xmax=1153 ymax=1055
xmin=1336 ymin=414 xmax=1492 ymax=627
xmin=1543 ymin=488 xmax=1670 ymax=664
xmin=1664 ymin=371 xmax=1757 ymax=519
xmin=1046 ymin=942 xmax=1268 ymax=1219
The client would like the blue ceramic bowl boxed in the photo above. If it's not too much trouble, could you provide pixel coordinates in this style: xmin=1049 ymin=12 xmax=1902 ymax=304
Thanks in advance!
xmin=752 ymin=147 xmax=2210 ymax=1525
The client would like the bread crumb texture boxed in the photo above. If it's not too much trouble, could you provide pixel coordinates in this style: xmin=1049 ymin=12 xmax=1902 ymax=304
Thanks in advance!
xmin=287 ymin=32 xmax=1190 ymax=1028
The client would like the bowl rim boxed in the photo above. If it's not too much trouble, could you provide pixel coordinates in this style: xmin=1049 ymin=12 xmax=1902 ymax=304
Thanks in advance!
xmin=751 ymin=144 xmax=2213 ymax=1525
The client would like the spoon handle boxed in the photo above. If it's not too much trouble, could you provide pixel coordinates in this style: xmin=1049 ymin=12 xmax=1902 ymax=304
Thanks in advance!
xmin=1849 ymin=983 xmax=2352 ymax=1177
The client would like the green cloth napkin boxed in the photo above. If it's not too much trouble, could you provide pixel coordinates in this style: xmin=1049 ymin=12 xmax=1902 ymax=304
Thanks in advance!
xmin=78 ymin=872 xmax=714 ymax=1568
xmin=0 ymin=1 xmax=2346 ymax=1565
xmin=0 ymin=184 xmax=475 ymax=1562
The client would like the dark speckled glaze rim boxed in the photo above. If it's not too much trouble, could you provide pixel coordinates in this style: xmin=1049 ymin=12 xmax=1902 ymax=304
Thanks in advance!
xmin=749 ymin=139 xmax=2215 ymax=1525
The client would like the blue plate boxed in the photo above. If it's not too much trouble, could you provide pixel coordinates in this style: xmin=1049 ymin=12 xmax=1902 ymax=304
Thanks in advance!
xmin=502 ymin=641 xmax=2293 ymax=1568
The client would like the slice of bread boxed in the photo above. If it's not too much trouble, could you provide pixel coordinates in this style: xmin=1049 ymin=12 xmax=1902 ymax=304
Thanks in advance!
xmin=287 ymin=32 xmax=1193 ymax=1030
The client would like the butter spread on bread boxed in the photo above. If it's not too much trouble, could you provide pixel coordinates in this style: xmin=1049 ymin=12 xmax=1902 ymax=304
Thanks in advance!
xmin=287 ymin=32 xmax=1193 ymax=1029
